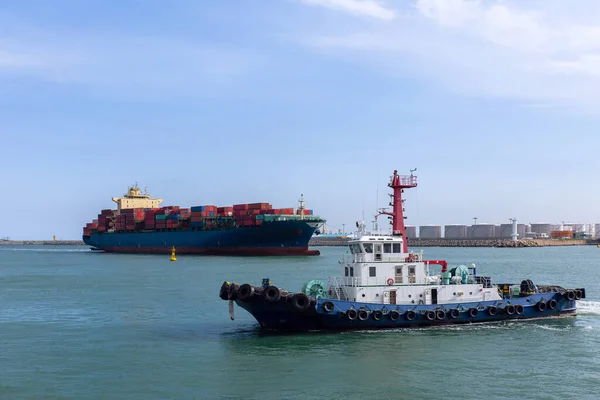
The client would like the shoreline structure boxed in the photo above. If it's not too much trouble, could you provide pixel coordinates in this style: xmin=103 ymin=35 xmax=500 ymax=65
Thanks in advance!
xmin=1 ymin=238 xmax=597 ymax=247
xmin=310 ymin=237 xmax=595 ymax=248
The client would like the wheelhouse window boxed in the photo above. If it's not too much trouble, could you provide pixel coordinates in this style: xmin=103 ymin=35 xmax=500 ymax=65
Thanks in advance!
xmin=349 ymin=267 xmax=354 ymax=276
xmin=383 ymin=243 xmax=392 ymax=253
xmin=363 ymin=243 xmax=373 ymax=253
xmin=392 ymin=243 xmax=402 ymax=253
xmin=408 ymin=265 xmax=416 ymax=283
xmin=369 ymin=266 xmax=376 ymax=277
xmin=349 ymin=244 xmax=362 ymax=254
xmin=345 ymin=267 xmax=349 ymax=276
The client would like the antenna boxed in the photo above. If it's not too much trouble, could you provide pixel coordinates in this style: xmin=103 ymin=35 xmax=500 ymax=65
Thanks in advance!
xmin=410 ymin=168 xmax=417 ymax=177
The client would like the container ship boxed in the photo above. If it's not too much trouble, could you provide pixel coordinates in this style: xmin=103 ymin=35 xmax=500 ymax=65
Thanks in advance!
xmin=82 ymin=184 xmax=325 ymax=256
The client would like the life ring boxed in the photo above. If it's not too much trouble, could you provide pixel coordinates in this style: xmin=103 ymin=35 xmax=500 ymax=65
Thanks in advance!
xmin=346 ymin=309 xmax=358 ymax=320
xmin=389 ymin=310 xmax=400 ymax=321
xmin=505 ymin=304 xmax=515 ymax=315
xmin=358 ymin=310 xmax=369 ymax=321
xmin=469 ymin=307 xmax=478 ymax=318
xmin=449 ymin=309 xmax=460 ymax=319
xmin=372 ymin=310 xmax=383 ymax=321
xmin=405 ymin=310 xmax=416 ymax=321
xmin=436 ymin=310 xmax=446 ymax=320
xmin=323 ymin=301 xmax=335 ymax=313
xmin=425 ymin=310 xmax=436 ymax=321
xmin=264 ymin=285 xmax=281 ymax=303
xmin=536 ymin=301 xmax=546 ymax=312
xmin=515 ymin=304 xmax=524 ymax=315
xmin=386 ymin=278 xmax=394 ymax=286
xmin=548 ymin=299 xmax=557 ymax=310
xmin=487 ymin=306 xmax=497 ymax=316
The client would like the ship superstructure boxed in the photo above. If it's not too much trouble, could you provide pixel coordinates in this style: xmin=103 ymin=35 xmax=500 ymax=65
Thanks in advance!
xmin=112 ymin=184 xmax=163 ymax=211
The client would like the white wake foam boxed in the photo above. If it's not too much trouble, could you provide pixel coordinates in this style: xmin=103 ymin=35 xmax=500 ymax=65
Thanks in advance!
xmin=577 ymin=301 xmax=600 ymax=315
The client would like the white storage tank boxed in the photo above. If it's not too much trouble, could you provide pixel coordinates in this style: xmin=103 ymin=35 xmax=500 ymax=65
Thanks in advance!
xmin=530 ymin=223 xmax=553 ymax=236
xmin=419 ymin=225 xmax=442 ymax=239
xmin=444 ymin=225 xmax=467 ymax=239
xmin=496 ymin=224 xmax=528 ymax=239
xmin=468 ymin=224 xmax=496 ymax=239
xmin=406 ymin=226 xmax=417 ymax=239
xmin=568 ymin=223 xmax=586 ymax=233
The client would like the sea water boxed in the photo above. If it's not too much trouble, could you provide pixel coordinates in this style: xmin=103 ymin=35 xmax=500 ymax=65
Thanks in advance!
xmin=1 ymin=245 xmax=599 ymax=399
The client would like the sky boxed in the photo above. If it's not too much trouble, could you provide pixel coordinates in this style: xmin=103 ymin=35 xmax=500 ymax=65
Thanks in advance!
xmin=2 ymin=0 xmax=600 ymax=239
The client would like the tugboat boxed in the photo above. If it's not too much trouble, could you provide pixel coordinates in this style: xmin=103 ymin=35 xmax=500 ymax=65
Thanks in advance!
xmin=219 ymin=170 xmax=586 ymax=331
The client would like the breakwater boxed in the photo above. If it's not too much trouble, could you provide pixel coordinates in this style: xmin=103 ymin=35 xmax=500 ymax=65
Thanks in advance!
xmin=0 ymin=240 xmax=85 ymax=246
xmin=309 ymin=237 xmax=591 ymax=247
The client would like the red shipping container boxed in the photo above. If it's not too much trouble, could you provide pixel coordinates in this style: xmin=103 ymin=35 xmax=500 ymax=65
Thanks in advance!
xmin=248 ymin=202 xmax=271 ymax=210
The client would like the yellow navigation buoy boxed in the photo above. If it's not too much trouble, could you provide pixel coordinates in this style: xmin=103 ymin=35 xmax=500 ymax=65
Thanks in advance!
xmin=170 ymin=246 xmax=177 ymax=261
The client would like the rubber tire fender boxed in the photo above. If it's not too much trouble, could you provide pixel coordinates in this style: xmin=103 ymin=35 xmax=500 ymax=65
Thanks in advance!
xmin=237 ymin=284 xmax=255 ymax=302
xmin=566 ymin=291 xmax=576 ymax=301
xmin=346 ymin=308 xmax=358 ymax=320
xmin=548 ymin=299 xmax=557 ymax=310
xmin=487 ymin=306 xmax=497 ymax=316
xmin=515 ymin=304 xmax=524 ymax=315
xmin=405 ymin=310 xmax=417 ymax=321
xmin=469 ymin=308 xmax=478 ymax=318
xmin=425 ymin=310 xmax=436 ymax=321
xmin=292 ymin=293 xmax=311 ymax=311
xmin=219 ymin=281 xmax=230 ymax=300
xmin=323 ymin=301 xmax=335 ymax=313
xmin=505 ymin=304 xmax=515 ymax=315
xmin=372 ymin=310 xmax=383 ymax=321
xmin=264 ymin=286 xmax=281 ymax=303
xmin=449 ymin=309 xmax=460 ymax=319
xmin=575 ymin=290 xmax=583 ymax=300
xmin=227 ymin=283 xmax=239 ymax=300
xmin=536 ymin=301 xmax=547 ymax=312
xmin=389 ymin=310 xmax=400 ymax=321
xmin=436 ymin=310 xmax=446 ymax=320
xmin=358 ymin=310 xmax=369 ymax=321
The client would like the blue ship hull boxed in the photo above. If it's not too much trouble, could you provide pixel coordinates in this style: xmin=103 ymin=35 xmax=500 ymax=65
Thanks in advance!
xmin=220 ymin=282 xmax=585 ymax=331
xmin=83 ymin=220 xmax=320 ymax=256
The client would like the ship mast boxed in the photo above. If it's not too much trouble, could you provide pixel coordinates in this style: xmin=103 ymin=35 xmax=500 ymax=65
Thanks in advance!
xmin=378 ymin=169 xmax=417 ymax=253
xmin=298 ymin=193 xmax=306 ymax=221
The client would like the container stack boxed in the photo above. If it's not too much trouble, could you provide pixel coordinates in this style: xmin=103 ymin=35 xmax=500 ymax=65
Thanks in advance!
xmin=83 ymin=200 xmax=316 ymax=235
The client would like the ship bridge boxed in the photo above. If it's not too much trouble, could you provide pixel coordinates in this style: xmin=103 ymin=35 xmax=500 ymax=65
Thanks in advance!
xmin=112 ymin=184 xmax=163 ymax=211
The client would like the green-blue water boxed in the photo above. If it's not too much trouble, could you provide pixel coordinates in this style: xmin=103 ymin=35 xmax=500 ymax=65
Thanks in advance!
xmin=1 ymin=245 xmax=599 ymax=399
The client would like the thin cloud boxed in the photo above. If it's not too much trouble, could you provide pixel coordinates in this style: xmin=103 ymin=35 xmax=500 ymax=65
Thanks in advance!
xmin=298 ymin=0 xmax=397 ymax=21
xmin=0 ymin=31 xmax=263 ymax=100
xmin=297 ymin=0 xmax=600 ymax=110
